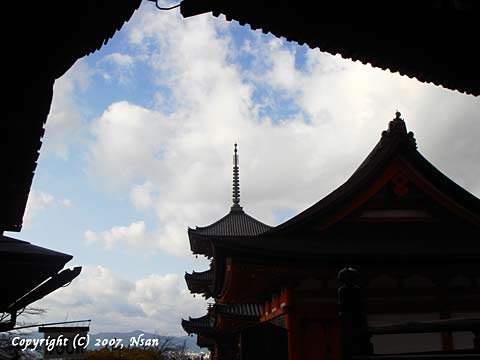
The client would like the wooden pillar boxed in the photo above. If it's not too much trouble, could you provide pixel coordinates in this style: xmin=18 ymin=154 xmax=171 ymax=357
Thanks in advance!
xmin=329 ymin=318 xmax=342 ymax=360
xmin=436 ymin=275 xmax=454 ymax=351
xmin=287 ymin=311 xmax=302 ymax=360
xmin=473 ymin=330 xmax=480 ymax=350
xmin=439 ymin=312 xmax=454 ymax=351
xmin=337 ymin=267 xmax=373 ymax=360
xmin=285 ymin=311 xmax=294 ymax=360
xmin=284 ymin=288 xmax=303 ymax=360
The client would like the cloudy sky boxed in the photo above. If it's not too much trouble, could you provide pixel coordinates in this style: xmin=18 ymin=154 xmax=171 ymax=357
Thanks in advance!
xmin=9 ymin=2 xmax=480 ymax=335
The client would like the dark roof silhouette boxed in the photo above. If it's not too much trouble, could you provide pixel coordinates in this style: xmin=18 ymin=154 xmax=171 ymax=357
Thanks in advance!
xmin=190 ymin=208 xmax=272 ymax=237
xmin=181 ymin=303 xmax=261 ymax=334
xmin=208 ymin=113 xmax=480 ymax=258
xmin=186 ymin=269 xmax=214 ymax=282
xmin=181 ymin=314 xmax=215 ymax=334
xmin=181 ymin=0 xmax=480 ymax=97
xmin=271 ymin=112 xmax=480 ymax=233
xmin=2 ymin=0 xmax=142 ymax=231
xmin=185 ymin=269 xmax=214 ymax=297
xmin=0 ymin=235 xmax=81 ymax=314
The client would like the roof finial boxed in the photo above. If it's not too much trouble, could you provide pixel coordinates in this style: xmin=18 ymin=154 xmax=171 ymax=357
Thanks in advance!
xmin=231 ymin=143 xmax=242 ymax=212
xmin=380 ymin=110 xmax=417 ymax=149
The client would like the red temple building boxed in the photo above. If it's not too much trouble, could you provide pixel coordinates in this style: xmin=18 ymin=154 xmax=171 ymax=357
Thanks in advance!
xmin=182 ymin=114 xmax=480 ymax=360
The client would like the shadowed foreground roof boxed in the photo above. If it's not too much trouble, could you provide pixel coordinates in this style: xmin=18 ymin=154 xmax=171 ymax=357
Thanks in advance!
xmin=2 ymin=0 xmax=142 ymax=231
xmin=0 ymin=235 xmax=81 ymax=314
xmin=181 ymin=0 xmax=480 ymax=97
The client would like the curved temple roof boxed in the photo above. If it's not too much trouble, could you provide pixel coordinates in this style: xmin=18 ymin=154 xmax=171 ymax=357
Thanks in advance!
xmin=181 ymin=303 xmax=262 ymax=336
xmin=271 ymin=111 xmax=480 ymax=233
xmin=181 ymin=314 xmax=215 ymax=335
xmin=185 ymin=269 xmax=214 ymax=298
xmin=190 ymin=209 xmax=272 ymax=238
xmin=205 ymin=113 xmax=479 ymax=259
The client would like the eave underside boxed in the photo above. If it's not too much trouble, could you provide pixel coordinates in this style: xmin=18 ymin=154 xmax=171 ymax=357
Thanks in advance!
xmin=181 ymin=0 xmax=480 ymax=96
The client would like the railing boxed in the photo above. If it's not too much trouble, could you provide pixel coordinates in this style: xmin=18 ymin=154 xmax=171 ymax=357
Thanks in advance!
xmin=337 ymin=267 xmax=480 ymax=360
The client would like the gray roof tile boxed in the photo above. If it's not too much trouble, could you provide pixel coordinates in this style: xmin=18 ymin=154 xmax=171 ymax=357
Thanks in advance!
xmin=191 ymin=206 xmax=271 ymax=237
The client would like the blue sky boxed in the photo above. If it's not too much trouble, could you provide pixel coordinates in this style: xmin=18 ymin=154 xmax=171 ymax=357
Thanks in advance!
xmin=9 ymin=2 xmax=480 ymax=335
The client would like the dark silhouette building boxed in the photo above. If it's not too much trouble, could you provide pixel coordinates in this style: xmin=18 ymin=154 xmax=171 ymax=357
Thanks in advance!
xmin=182 ymin=113 xmax=480 ymax=359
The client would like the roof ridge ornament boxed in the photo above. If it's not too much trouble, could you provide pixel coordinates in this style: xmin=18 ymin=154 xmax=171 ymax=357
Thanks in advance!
xmin=231 ymin=143 xmax=244 ymax=213
xmin=381 ymin=111 xmax=417 ymax=149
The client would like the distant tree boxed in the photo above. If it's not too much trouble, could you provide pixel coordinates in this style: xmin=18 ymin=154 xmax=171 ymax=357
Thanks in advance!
xmin=1 ymin=307 xmax=47 ymax=329
xmin=0 ymin=307 xmax=47 ymax=359
xmin=152 ymin=334 xmax=190 ymax=360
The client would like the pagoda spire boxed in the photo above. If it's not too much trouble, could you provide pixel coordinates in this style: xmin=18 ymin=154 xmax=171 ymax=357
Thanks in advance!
xmin=231 ymin=143 xmax=243 ymax=212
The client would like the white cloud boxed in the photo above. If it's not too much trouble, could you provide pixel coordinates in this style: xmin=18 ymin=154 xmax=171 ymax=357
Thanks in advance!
xmin=85 ymin=221 xmax=147 ymax=249
xmin=23 ymin=190 xmax=73 ymax=224
xmin=61 ymin=198 xmax=73 ymax=208
xmin=35 ymin=265 xmax=206 ymax=335
xmin=130 ymin=181 xmax=155 ymax=210
xmin=104 ymin=53 xmax=134 ymax=68
xmin=85 ymin=6 xmax=480 ymax=262
xmin=98 ymin=53 xmax=135 ymax=84
xmin=87 ymin=101 xmax=175 ymax=189
xmin=42 ymin=60 xmax=92 ymax=159
xmin=23 ymin=191 xmax=55 ymax=223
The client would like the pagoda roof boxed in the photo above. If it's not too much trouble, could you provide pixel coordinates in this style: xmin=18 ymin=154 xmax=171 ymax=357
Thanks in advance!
xmin=185 ymin=269 xmax=214 ymax=298
xmin=186 ymin=269 xmax=214 ymax=282
xmin=208 ymin=113 xmax=480 ymax=259
xmin=180 ymin=0 xmax=480 ymax=97
xmin=181 ymin=303 xmax=262 ymax=336
xmin=214 ymin=303 xmax=262 ymax=318
xmin=190 ymin=206 xmax=271 ymax=237
xmin=181 ymin=314 xmax=215 ymax=335
xmin=188 ymin=144 xmax=272 ymax=256
xmin=188 ymin=206 xmax=272 ymax=257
